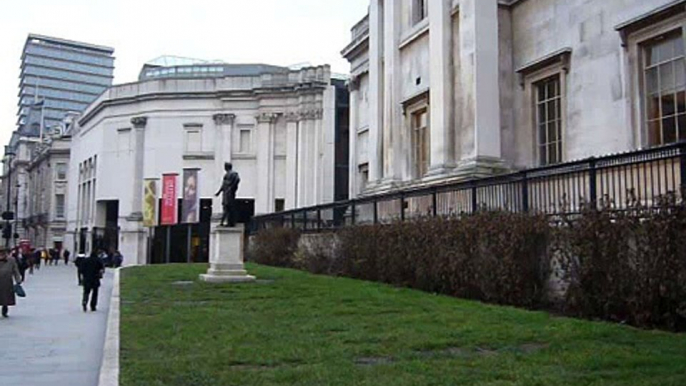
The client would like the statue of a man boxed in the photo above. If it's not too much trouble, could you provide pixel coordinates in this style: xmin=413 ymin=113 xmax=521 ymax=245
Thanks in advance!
xmin=215 ymin=162 xmax=240 ymax=227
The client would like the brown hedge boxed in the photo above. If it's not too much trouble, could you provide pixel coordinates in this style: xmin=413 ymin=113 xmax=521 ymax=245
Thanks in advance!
xmin=251 ymin=205 xmax=686 ymax=331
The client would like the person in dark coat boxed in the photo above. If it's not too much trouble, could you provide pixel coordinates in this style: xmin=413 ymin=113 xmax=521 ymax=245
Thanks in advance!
xmin=79 ymin=251 xmax=104 ymax=312
xmin=74 ymin=253 xmax=86 ymax=285
xmin=0 ymin=249 xmax=23 ymax=318
xmin=63 ymin=249 xmax=70 ymax=265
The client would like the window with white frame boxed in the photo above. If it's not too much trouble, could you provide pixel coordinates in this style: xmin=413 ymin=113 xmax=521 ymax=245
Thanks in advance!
xmin=184 ymin=125 xmax=203 ymax=153
xmin=56 ymin=163 xmax=67 ymax=181
xmin=55 ymin=194 xmax=65 ymax=219
xmin=412 ymin=108 xmax=430 ymax=177
xmin=413 ymin=0 xmax=428 ymax=25
xmin=643 ymin=30 xmax=686 ymax=146
xmin=535 ymin=75 xmax=563 ymax=166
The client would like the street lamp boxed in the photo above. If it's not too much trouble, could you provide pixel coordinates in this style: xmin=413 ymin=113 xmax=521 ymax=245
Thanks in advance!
xmin=2 ymin=145 xmax=16 ymax=248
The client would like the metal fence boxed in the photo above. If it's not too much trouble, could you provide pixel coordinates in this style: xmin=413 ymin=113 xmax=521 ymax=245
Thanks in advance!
xmin=250 ymin=142 xmax=686 ymax=234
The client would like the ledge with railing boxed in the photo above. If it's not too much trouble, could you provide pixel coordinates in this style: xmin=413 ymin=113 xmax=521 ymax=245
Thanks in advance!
xmin=250 ymin=142 xmax=686 ymax=234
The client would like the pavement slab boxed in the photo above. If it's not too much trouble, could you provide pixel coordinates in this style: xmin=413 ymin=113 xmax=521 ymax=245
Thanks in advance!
xmin=0 ymin=263 xmax=114 ymax=386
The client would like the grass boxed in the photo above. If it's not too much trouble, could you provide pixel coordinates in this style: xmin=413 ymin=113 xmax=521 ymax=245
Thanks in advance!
xmin=120 ymin=264 xmax=686 ymax=386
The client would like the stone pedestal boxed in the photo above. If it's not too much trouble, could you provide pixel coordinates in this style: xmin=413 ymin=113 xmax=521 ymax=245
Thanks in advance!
xmin=199 ymin=225 xmax=255 ymax=283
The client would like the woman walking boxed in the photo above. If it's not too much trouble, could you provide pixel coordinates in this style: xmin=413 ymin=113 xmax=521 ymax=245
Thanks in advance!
xmin=0 ymin=249 xmax=23 ymax=318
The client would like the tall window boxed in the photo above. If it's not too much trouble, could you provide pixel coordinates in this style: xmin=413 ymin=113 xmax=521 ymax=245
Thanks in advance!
xmin=413 ymin=0 xmax=428 ymax=25
xmin=55 ymin=194 xmax=65 ymax=219
xmin=412 ymin=109 xmax=430 ymax=177
xmin=644 ymin=31 xmax=686 ymax=145
xmin=56 ymin=163 xmax=67 ymax=181
xmin=535 ymin=75 xmax=563 ymax=166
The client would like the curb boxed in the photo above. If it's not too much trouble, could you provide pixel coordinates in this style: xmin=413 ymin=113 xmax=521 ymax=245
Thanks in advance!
xmin=98 ymin=268 xmax=120 ymax=386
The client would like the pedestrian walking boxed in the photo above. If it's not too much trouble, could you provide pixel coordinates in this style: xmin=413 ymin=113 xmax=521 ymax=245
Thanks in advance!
xmin=79 ymin=251 xmax=104 ymax=312
xmin=63 ymin=249 xmax=70 ymax=265
xmin=0 ymin=248 xmax=23 ymax=318
xmin=32 ymin=248 xmax=41 ymax=271
xmin=17 ymin=251 xmax=28 ymax=282
xmin=74 ymin=253 xmax=86 ymax=285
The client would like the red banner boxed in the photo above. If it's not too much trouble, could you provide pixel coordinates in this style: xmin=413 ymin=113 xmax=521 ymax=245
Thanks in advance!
xmin=161 ymin=174 xmax=178 ymax=226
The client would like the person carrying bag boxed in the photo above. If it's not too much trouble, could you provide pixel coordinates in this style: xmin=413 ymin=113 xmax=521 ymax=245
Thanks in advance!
xmin=0 ymin=248 xmax=23 ymax=318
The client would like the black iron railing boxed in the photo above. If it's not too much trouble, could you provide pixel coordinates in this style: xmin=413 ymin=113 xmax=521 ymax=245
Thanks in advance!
xmin=250 ymin=142 xmax=686 ymax=234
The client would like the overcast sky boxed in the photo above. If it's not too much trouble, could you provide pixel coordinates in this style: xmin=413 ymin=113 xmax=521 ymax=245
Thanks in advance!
xmin=0 ymin=0 xmax=369 ymax=147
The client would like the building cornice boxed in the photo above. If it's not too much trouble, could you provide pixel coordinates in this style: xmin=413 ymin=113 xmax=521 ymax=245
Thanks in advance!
xmin=78 ymin=82 xmax=330 ymax=127
xmin=615 ymin=0 xmax=686 ymax=46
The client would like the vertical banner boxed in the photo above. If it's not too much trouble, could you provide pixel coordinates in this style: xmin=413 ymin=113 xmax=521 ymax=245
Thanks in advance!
xmin=142 ymin=178 xmax=159 ymax=227
xmin=161 ymin=174 xmax=178 ymax=226
xmin=181 ymin=168 xmax=200 ymax=223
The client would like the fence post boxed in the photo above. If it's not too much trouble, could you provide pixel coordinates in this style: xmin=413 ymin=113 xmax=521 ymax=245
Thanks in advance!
xmin=471 ymin=184 xmax=478 ymax=214
xmin=373 ymin=199 xmax=378 ymax=224
xmin=432 ymin=188 xmax=438 ymax=217
xmin=522 ymin=172 xmax=529 ymax=213
xmin=317 ymin=209 xmax=322 ymax=232
xmin=291 ymin=213 xmax=295 ymax=229
xmin=680 ymin=143 xmax=686 ymax=199
xmin=303 ymin=211 xmax=308 ymax=232
xmin=589 ymin=157 xmax=598 ymax=209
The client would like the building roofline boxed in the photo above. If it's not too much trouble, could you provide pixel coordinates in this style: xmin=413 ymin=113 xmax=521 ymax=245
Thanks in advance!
xmin=26 ymin=34 xmax=115 ymax=55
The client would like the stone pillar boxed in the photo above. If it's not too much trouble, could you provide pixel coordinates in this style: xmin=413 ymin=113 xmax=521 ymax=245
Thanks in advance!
xmin=368 ymin=0 xmax=384 ymax=184
xmin=382 ymin=0 xmax=401 ymax=181
xmin=255 ymin=113 xmax=278 ymax=214
xmin=285 ymin=112 xmax=299 ymax=209
xmin=129 ymin=116 xmax=148 ymax=265
xmin=298 ymin=110 xmax=315 ymax=207
xmin=428 ymin=0 xmax=455 ymax=175
xmin=459 ymin=0 xmax=501 ymax=161
xmin=130 ymin=117 xmax=147 ymax=219
xmin=348 ymin=79 xmax=360 ymax=198
xmin=213 ymin=113 xmax=235 ymax=216
xmin=213 ymin=113 xmax=235 ymax=163
xmin=313 ymin=107 xmax=325 ymax=204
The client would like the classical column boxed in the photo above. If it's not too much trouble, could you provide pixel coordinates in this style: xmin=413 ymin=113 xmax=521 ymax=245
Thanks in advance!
xmin=428 ymin=0 xmax=455 ymax=175
xmin=255 ymin=112 xmax=279 ymax=214
xmin=382 ymin=0 xmax=402 ymax=181
xmin=368 ymin=0 xmax=384 ymax=184
xmin=285 ymin=112 xmax=299 ymax=209
xmin=297 ymin=109 xmax=315 ymax=207
xmin=213 ymin=114 xmax=235 ymax=217
xmin=460 ymin=0 xmax=501 ymax=161
xmin=129 ymin=116 xmax=148 ymax=265
xmin=213 ymin=113 xmax=235 ymax=164
xmin=348 ymin=79 xmax=360 ymax=198
xmin=313 ymin=106 xmax=324 ymax=204
xmin=130 ymin=116 xmax=147 ymax=219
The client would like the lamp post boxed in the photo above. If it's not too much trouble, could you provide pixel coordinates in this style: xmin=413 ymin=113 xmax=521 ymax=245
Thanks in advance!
xmin=3 ymin=145 xmax=16 ymax=248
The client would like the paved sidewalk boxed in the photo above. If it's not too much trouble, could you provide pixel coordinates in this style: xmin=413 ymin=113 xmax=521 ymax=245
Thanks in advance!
xmin=0 ymin=263 xmax=114 ymax=386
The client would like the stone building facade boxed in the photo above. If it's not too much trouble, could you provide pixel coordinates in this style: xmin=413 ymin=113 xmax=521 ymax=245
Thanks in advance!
xmin=66 ymin=63 xmax=348 ymax=265
xmin=343 ymin=0 xmax=686 ymax=197
xmin=25 ymin=133 xmax=71 ymax=250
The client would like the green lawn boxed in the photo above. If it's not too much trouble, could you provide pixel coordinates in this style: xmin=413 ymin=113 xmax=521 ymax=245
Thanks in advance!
xmin=120 ymin=264 xmax=686 ymax=386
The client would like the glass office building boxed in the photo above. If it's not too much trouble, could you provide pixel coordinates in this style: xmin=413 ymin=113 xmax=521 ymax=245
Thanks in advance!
xmin=18 ymin=34 xmax=114 ymax=134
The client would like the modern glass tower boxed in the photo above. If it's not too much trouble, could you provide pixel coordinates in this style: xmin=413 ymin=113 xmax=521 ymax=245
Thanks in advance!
xmin=18 ymin=34 xmax=115 ymax=135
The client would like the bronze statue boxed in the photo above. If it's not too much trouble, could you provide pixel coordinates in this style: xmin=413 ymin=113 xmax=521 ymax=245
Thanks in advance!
xmin=215 ymin=162 xmax=240 ymax=227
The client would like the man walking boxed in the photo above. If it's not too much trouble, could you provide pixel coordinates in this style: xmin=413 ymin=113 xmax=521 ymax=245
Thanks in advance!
xmin=79 ymin=251 xmax=104 ymax=312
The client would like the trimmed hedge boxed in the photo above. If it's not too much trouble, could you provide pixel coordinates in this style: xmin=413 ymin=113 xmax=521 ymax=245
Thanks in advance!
xmin=251 ymin=206 xmax=686 ymax=331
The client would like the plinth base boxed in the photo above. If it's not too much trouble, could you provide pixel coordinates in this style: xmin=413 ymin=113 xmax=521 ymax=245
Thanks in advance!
xmin=199 ymin=225 xmax=255 ymax=283
xmin=199 ymin=272 xmax=256 ymax=283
